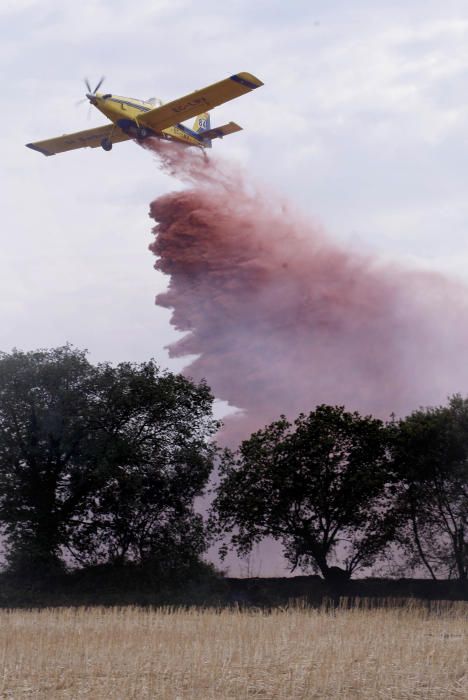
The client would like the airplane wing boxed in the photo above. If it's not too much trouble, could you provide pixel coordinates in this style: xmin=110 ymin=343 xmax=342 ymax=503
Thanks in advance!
xmin=138 ymin=72 xmax=263 ymax=133
xmin=26 ymin=124 xmax=130 ymax=156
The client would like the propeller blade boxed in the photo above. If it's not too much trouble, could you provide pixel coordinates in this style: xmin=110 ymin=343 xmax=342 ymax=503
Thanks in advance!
xmin=84 ymin=77 xmax=92 ymax=93
xmin=75 ymin=97 xmax=88 ymax=107
xmin=93 ymin=76 xmax=105 ymax=93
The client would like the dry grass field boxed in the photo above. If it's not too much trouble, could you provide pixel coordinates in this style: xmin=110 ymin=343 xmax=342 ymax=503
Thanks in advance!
xmin=0 ymin=601 xmax=466 ymax=699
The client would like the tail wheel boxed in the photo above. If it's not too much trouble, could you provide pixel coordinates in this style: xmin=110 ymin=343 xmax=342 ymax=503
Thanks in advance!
xmin=101 ymin=137 xmax=112 ymax=151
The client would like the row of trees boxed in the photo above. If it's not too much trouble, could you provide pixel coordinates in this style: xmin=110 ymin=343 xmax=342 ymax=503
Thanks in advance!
xmin=0 ymin=346 xmax=466 ymax=583
xmin=213 ymin=404 xmax=467 ymax=582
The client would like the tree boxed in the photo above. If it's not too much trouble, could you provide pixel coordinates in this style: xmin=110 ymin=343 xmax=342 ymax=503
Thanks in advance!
xmin=391 ymin=396 xmax=468 ymax=580
xmin=0 ymin=346 xmax=218 ymax=576
xmin=65 ymin=360 xmax=218 ymax=570
xmin=211 ymin=405 xmax=394 ymax=583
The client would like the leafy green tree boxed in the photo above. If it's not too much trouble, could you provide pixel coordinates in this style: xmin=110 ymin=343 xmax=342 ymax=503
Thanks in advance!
xmin=0 ymin=346 xmax=218 ymax=576
xmin=391 ymin=396 xmax=468 ymax=580
xmin=211 ymin=405 xmax=394 ymax=583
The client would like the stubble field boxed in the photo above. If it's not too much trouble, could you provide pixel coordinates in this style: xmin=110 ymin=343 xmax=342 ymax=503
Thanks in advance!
xmin=0 ymin=601 xmax=466 ymax=699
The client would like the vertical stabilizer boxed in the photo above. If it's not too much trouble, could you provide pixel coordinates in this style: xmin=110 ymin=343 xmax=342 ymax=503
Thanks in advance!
xmin=192 ymin=112 xmax=211 ymax=133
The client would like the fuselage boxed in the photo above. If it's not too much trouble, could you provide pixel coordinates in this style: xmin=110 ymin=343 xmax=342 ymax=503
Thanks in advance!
xmin=88 ymin=92 xmax=204 ymax=146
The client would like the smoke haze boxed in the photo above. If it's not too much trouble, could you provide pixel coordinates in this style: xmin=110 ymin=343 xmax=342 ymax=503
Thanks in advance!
xmin=147 ymin=140 xmax=468 ymax=444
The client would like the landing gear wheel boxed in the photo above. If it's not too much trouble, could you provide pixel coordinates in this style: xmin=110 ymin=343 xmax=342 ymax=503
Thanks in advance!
xmin=101 ymin=137 xmax=112 ymax=151
xmin=136 ymin=126 xmax=149 ymax=140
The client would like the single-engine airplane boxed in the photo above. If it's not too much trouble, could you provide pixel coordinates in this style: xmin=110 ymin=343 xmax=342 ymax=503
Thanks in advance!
xmin=26 ymin=72 xmax=263 ymax=157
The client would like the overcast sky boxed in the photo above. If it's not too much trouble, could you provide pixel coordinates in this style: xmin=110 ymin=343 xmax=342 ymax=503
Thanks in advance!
xmin=3 ymin=0 xmax=468 ymax=575
xmin=0 ymin=0 xmax=468 ymax=368
xmin=3 ymin=0 xmax=468 ymax=376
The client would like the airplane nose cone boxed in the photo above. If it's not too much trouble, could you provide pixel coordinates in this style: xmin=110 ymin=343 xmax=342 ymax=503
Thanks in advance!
xmin=86 ymin=93 xmax=97 ymax=103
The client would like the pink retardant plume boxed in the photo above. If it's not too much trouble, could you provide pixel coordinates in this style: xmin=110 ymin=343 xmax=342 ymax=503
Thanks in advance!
xmin=146 ymin=139 xmax=468 ymax=444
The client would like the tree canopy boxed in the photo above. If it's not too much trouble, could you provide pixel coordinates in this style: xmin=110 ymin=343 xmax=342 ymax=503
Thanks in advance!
xmin=0 ymin=346 xmax=218 ymax=576
xmin=211 ymin=405 xmax=395 ymax=582
xmin=0 ymin=344 xmax=466 ymax=590
xmin=391 ymin=395 xmax=468 ymax=580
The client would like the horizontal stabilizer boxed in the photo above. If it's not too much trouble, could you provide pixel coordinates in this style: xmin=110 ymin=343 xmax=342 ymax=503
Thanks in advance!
xmin=201 ymin=122 xmax=242 ymax=141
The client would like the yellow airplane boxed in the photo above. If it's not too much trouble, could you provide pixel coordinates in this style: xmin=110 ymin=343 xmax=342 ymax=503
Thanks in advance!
xmin=26 ymin=72 xmax=263 ymax=157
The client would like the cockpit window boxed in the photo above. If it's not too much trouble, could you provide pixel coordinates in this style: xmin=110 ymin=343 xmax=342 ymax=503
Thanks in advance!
xmin=102 ymin=93 xmax=112 ymax=99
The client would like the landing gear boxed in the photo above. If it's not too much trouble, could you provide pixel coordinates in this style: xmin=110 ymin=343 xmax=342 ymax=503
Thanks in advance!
xmin=135 ymin=126 xmax=149 ymax=140
xmin=101 ymin=137 xmax=112 ymax=151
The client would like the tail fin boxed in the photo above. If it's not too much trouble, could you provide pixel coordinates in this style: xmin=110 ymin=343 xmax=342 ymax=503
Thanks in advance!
xmin=192 ymin=112 xmax=211 ymax=134
xmin=192 ymin=112 xmax=212 ymax=149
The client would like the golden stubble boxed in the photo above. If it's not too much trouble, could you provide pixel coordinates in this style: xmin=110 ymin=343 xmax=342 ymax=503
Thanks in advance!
xmin=0 ymin=600 xmax=466 ymax=699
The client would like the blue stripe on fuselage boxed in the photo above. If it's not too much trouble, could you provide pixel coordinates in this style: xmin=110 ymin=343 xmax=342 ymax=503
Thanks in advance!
xmin=107 ymin=97 xmax=152 ymax=112
xmin=175 ymin=122 xmax=203 ymax=141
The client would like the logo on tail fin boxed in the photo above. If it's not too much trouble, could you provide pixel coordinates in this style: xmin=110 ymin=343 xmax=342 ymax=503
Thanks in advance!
xmin=193 ymin=112 xmax=211 ymax=133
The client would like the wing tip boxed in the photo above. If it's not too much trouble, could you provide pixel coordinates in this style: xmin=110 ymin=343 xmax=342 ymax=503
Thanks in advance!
xmin=26 ymin=143 xmax=54 ymax=156
xmin=231 ymin=72 xmax=264 ymax=89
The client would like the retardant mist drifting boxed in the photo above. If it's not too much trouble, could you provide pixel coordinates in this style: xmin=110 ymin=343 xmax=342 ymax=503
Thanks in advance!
xmin=147 ymin=140 xmax=468 ymax=443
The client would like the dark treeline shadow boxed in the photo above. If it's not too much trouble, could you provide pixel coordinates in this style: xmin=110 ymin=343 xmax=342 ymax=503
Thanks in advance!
xmin=0 ymin=346 xmax=466 ymax=607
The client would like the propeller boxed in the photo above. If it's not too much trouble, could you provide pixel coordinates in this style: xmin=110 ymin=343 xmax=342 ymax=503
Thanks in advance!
xmin=76 ymin=77 xmax=106 ymax=119
xmin=84 ymin=75 xmax=105 ymax=97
